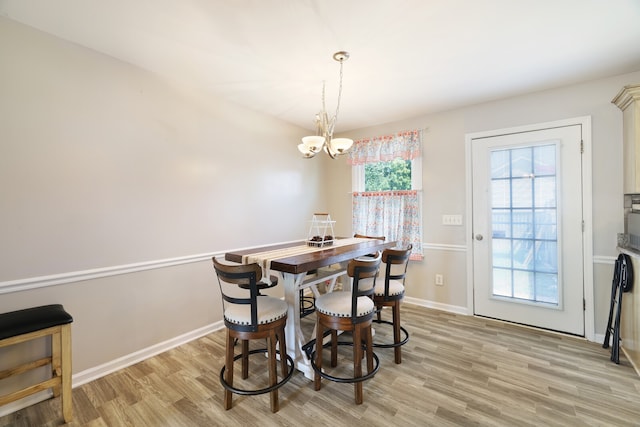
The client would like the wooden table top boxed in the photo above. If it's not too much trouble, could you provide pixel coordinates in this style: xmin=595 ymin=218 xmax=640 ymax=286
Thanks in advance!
xmin=225 ymin=238 xmax=396 ymax=275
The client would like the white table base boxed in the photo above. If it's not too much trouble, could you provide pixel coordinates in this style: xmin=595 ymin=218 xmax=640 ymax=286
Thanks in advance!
xmin=281 ymin=266 xmax=347 ymax=380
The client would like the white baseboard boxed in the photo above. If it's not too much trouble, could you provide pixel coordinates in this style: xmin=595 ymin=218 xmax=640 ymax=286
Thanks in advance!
xmin=405 ymin=298 xmax=607 ymax=345
xmin=73 ymin=320 xmax=224 ymax=387
xmin=404 ymin=296 xmax=469 ymax=315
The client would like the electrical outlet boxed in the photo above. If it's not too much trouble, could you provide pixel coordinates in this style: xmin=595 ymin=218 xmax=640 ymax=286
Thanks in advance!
xmin=435 ymin=274 xmax=444 ymax=286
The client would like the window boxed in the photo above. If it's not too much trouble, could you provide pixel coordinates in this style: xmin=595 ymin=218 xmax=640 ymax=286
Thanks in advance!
xmin=349 ymin=130 xmax=423 ymax=260
xmin=364 ymin=158 xmax=411 ymax=191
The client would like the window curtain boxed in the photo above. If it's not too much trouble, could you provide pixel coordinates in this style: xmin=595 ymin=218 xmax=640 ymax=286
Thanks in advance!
xmin=347 ymin=129 xmax=421 ymax=165
xmin=352 ymin=190 xmax=423 ymax=260
xmin=350 ymin=130 xmax=423 ymax=260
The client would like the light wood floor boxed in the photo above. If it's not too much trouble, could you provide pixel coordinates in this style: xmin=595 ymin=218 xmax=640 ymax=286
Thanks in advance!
xmin=2 ymin=304 xmax=640 ymax=426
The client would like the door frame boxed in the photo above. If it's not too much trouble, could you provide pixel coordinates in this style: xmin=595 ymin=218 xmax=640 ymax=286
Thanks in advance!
xmin=465 ymin=116 xmax=594 ymax=341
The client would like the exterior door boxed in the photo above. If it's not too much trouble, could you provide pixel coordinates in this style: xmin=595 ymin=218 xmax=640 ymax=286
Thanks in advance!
xmin=471 ymin=124 xmax=585 ymax=336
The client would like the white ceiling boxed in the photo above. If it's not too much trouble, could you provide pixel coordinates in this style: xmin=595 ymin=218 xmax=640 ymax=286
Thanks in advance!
xmin=2 ymin=0 xmax=640 ymax=132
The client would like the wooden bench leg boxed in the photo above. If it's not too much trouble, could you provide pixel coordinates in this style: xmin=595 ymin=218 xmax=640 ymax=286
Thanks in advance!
xmin=51 ymin=329 xmax=62 ymax=399
xmin=61 ymin=324 xmax=73 ymax=423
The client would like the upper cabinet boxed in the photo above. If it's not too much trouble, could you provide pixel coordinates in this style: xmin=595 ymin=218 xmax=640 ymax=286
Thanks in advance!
xmin=613 ymin=84 xmax=640 ymax=193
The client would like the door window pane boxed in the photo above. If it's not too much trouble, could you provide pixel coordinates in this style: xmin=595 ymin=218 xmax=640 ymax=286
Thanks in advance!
xmin=535 ymin=273 xmax=558 ymax=303
xmin=511 ymin=148 xmax=533 ymax=177
xmin=492 ymin=239 xmax=512 ymax=268
xmin=513 ymin=270 xmax=534 ymax=299
xmin=492 ymin=209 xmax=511 ymax=238
xmin=512 ymin=209 xmax=533 ymax=239
xmin=534 ymin=144 xmax=556 ymax=176
xmin=491 ymin=151 xmax=510 ymax=178
xmin=512 ymin=239 xmax=533 ymax=270
xmin=534 ymin=176 xmax=556 ymax=208
xmin=512 ymin=177 xmax=533 ymax=207
xmin=491 ymin=179 xmax=510 ymax=208
xmin=535 ymin=209 xmax=557 ymax=240
xmin=493 ymin=268 xmax=512 ymax=297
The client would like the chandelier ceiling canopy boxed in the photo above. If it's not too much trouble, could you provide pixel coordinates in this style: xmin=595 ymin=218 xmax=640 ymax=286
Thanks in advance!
xmin=298 ymin=51 xmax=354 ymax=159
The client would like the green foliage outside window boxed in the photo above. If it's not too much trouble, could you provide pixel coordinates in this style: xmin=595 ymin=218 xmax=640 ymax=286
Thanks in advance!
xmin=364 ymin=158 xmax=412 ymax=191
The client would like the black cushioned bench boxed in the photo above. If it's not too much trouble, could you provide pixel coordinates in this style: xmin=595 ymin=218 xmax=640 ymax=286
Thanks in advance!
xmin=0 ymin=304 xmax=73 ymax=423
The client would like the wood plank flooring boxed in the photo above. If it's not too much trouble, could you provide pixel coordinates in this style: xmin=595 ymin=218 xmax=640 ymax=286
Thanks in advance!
xmin=2 ymin=304 xmax=640 ymax=426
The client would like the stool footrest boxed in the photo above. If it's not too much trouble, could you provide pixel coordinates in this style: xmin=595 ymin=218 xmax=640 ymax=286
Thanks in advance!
xmin=371 ymin=319 xmax=410 ymax=348
xmin=0 ymin=356 xmax=52 ymax=380
xmin=0 ymin=376 xmax=60 ymax=406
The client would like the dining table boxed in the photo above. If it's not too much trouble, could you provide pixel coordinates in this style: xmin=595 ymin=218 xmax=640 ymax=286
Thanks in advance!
xmin=225 ymin=237 xmax=396 ymax=380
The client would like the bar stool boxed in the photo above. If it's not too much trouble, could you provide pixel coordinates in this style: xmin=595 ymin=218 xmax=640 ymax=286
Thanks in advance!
xmin=0 ymin=304 xmax=73 ymax=423
xmin=373 ymin=244 xmax=412 ymax=364
xmin=312 ymin=252 xmax=381 ymax=404
xmin=212 ymin=258 xmax=294 ymax=413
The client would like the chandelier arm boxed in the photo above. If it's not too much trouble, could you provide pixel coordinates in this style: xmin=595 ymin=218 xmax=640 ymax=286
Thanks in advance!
xmin=326 ymin=145 xmax=337 ymax=159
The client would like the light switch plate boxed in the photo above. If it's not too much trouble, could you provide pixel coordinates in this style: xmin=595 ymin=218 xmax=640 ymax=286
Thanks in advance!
xmin=442 ymin=214 xmax=463 ymax=225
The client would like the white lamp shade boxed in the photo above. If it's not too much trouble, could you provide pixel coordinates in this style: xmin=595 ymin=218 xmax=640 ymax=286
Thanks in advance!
xmin=298 ymin=143 xmax=316 ymax=158
xmin=302 ymin=135 xmax=325 ymax=152
xmin=331 ymin=137 xmax=354 ymax=153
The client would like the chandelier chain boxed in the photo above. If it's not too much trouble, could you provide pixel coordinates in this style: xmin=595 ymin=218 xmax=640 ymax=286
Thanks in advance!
xmin=321 ymin=58 xmax=345 ymax=137
xmin=334 ymin=59 xmax=344 ymax=128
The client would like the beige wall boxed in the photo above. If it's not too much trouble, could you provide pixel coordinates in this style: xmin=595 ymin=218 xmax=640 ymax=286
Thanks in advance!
xmin=328 ymin=69 xmax=640 ymax=336
xmin=0 ymin=16 xmax=325 ymax=392
xmin=2 ymin=13 xmax=640 ymax=408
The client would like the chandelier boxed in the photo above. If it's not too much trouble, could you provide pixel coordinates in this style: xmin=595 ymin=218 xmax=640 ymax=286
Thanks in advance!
xmin=298 ymin=51 xmax=354 ymax=159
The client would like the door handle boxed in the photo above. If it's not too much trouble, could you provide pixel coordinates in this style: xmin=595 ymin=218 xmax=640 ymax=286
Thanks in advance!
xmin=475 ymin=234 xmax=484 ymax=241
